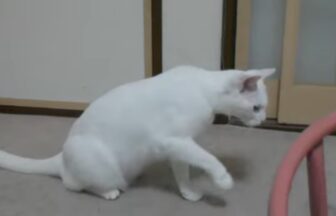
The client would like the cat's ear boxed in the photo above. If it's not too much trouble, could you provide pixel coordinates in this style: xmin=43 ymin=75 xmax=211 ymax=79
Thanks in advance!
xmin=239 ymin=68 xmax=275 ymax=92
xmin=240 ymin=75 xmax=261 ymax=92
xmin=248 ymin=68 xmax=276 ymax=79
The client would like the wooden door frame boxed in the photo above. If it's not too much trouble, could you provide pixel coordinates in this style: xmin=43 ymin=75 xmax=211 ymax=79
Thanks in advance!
xmin=144 ymin=0 xmax=162 ymax=77
xmin=278 ymin=0 xmax=336 ymax=124
xmin=221 ymin=0 xmax=237 ymax=70
xmin=234 ymin=0 xmax=280 ymax=119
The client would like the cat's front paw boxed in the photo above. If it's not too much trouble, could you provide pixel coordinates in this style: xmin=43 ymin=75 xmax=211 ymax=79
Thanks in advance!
xmin=101 ymin=189 xmax=120 ymax=200
xmin=215 ymin=173 xmax=234 ymax=190
xmin=180 ymin=187 xmax=203 ymax=202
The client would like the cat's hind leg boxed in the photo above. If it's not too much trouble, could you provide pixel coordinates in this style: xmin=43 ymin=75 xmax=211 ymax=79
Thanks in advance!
xmin=62 ymin=135 xmax=127 ymax=200
xmin=170 ymin=160 xmax=203 ymax=201
xmin=61 ymin=166 xmax=84 ymax=192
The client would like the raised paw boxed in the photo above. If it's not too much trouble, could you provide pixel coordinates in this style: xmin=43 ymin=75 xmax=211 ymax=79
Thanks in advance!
xmin=101 ymin=189 xmax=120 ymax=200
xmin=180 ymin=187 xmax=203 ymax=202
xmin=215 ymin=173 xmax=234 ymax=190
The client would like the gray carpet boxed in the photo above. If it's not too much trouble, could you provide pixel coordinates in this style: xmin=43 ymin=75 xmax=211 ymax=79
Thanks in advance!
xmin=0 ymin=113 xmax=336 ymax=216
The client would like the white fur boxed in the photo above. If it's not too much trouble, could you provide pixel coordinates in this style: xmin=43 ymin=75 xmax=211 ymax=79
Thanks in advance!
xmin=0 ymin=66 xmax=274 ymax=201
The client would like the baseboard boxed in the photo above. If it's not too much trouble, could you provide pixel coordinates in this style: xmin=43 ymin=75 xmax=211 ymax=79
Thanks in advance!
xmin=213 ymin=114 xmax=229 ymax=124
xmin=0 ymin=105 xmax=314 ymax=134
xmin=0 ymin=98 xmax=88 ymax=110
xmin=0 ymin=105 xmax=83 ymax=117
xmin=0 ymin=98 xmax=86 ymax=117
xmin=214 ymin=115 xmax=308 ymax=133
xmin=229 ymin=119 xmax=336 ymax=135
xmin=231 ymin=119 xmax=307 ymax=133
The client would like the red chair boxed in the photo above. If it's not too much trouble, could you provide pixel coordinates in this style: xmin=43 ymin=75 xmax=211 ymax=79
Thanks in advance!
xmin=268 ymin=112 xmax=336 ymax=216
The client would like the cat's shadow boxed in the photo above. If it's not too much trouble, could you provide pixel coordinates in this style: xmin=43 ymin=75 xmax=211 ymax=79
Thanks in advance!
xmin=131 ymin=154 xmax=250 ymax=207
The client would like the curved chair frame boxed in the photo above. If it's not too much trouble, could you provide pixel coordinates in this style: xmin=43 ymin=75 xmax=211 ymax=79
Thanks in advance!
xmin=269 ymin=112 xmax=336 ymax=216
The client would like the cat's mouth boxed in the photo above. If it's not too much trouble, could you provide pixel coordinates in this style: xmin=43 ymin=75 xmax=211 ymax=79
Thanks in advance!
xmin=245 ymin=119 xmax=262 ymax=127
xmin=228 ymin=116 xmax=262 ymax=127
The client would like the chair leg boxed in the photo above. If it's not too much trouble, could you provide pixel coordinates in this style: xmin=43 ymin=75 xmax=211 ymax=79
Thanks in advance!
xmin=307 ymin=142 xmax=328 ymax=216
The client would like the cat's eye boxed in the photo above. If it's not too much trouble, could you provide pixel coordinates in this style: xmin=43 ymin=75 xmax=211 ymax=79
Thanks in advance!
xmin=253 ymin=105 xmax=262 ymax=112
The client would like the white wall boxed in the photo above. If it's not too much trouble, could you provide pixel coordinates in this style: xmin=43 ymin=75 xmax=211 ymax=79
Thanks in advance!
xmin=0 ymin=0 xmax=144 ymax=102
xmin=162 ymin=0 xmax=222 ymax=71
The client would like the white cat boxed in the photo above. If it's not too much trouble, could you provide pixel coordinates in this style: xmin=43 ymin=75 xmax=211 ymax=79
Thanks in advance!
xmin=0 ymin=66 xmax=274 ymax=201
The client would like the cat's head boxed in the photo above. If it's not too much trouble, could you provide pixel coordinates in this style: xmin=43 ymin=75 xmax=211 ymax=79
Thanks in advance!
xmin=214 ymin=68 xmax=275 ymax=127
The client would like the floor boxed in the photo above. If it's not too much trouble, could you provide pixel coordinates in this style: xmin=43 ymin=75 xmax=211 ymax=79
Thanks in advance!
xmin=0 ymin=113 xmax=336 ymax=216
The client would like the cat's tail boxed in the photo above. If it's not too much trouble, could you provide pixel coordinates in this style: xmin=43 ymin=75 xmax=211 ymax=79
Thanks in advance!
xmin=0 ymin=150 xmax=62 ymax=176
